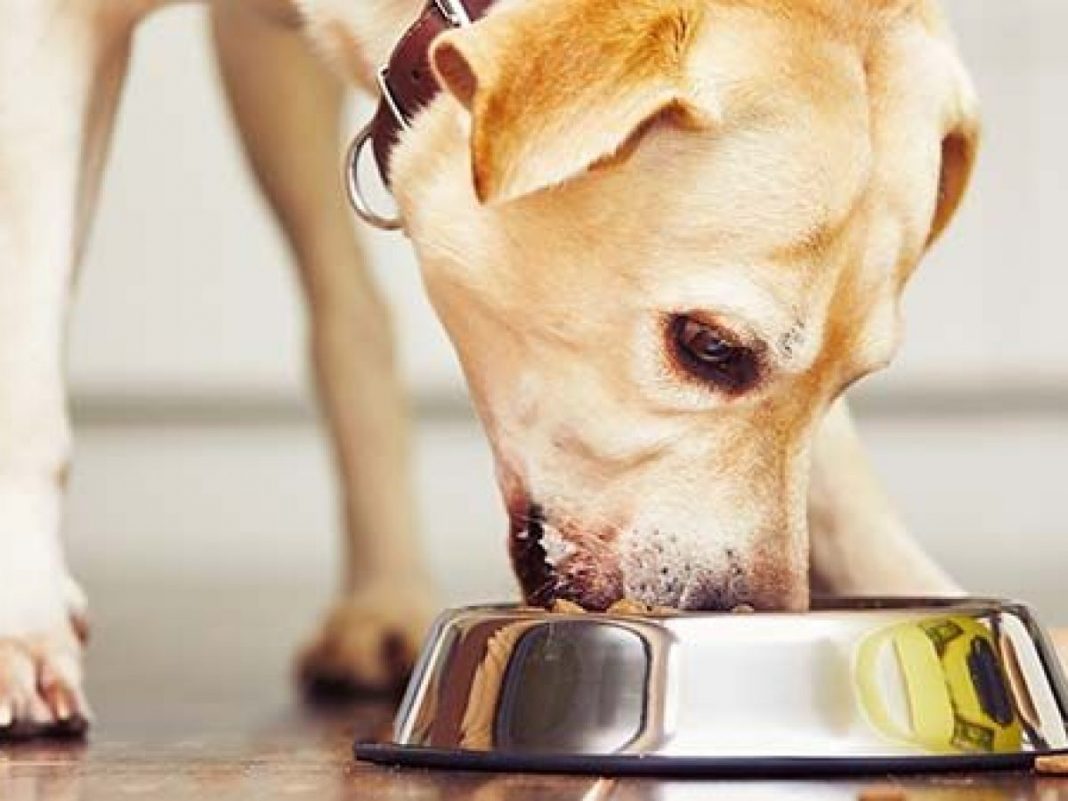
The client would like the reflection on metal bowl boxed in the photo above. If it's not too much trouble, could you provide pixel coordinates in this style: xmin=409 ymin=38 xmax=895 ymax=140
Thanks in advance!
xmin=355 ymin=598 xmax=1068 ymax=776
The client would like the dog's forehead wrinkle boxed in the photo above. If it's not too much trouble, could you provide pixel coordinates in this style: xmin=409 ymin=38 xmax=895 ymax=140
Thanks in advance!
xmin=631 ymin=136 xmax=871 ymax=266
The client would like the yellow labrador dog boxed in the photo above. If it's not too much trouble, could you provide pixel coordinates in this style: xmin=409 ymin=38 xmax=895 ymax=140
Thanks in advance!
xmin=0 ymin=0 xmax=998 ymax=735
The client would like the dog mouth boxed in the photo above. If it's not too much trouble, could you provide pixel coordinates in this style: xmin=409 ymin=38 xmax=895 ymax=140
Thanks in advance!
xmin=507 ymin=502 xmax=773 ymax=612
xmin=508 ymin=503 xmax=626 ymax=611
xmin=508 ymin=503 xmax=559 ymax=608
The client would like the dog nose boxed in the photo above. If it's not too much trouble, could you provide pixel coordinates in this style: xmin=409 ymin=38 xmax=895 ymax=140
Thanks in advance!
xmin=677 ymin=579 xmax=748 ymax=612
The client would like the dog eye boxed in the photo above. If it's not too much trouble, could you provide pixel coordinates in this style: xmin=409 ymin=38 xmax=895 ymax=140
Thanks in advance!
xmin=668 ymin=315 xmax=762 ymax=394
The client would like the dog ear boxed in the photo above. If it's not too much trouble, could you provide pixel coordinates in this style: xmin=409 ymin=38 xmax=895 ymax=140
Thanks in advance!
xmin=430 ymin=0 xmax=712 ymax=205
xmin=926 ymin=92 xmax=980 ymax=249
xmin=913 ymin=6 xmax=981 ymax=250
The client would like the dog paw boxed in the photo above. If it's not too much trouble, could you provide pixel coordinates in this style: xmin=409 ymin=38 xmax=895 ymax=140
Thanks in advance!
xmin=297 ymin=580 xmax=438 ymax=699
xmin=0 ymin=620 xmax=90 ymax=741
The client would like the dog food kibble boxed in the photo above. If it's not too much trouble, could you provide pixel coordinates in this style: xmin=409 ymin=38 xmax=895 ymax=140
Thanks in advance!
xmin=608 ymin=600 xmax=678 ymax=615
xmin=551 ymin=599 xmax=586 ymax=614
xmin=858 ymin=785 xmax=907 ymax=801
xmin=550 ymin=599 xmax=679 ymax=616
xmin=731 ymin=604 xmax=756 ymax=614
xmin=607 ymin=599 xmax=649 ymax=615
xmin=1036 ymin=755 xmax=1068 ymax=775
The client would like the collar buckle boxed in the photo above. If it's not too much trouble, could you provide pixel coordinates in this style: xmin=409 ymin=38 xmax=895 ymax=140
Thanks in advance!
xmin=433 ymin=0 xmax=472 ymax=27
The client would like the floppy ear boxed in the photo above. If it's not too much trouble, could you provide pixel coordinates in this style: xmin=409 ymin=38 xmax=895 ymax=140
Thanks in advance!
xmin=920 ymin=10 xmax=981 ymax=250
xmin=926 ymin=94 xmax=980 ymax=249
xmin=430 ymin=0 xmax=713 ymax=205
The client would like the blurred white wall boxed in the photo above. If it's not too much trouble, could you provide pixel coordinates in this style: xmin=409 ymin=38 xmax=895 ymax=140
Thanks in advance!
xmin=62 ymin=2 xmax=1068 ymax=619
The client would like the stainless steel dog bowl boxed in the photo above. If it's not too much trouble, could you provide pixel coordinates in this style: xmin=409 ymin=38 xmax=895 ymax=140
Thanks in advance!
xmin=355 ymin=598 xmax=1068 ymax=775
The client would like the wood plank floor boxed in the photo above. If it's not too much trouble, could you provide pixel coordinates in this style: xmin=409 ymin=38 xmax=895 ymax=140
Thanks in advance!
xmin=2 ymin=581 xmax=1067 ymax=801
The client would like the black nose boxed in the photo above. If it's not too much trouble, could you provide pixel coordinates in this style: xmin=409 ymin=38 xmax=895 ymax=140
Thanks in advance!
xmin=676 ymin=561 xmax=751 ymax=611
xmin=678 ymin=586 xmax=747 ymax=612
xmin=676 ymin=561 xmax=805 ymax=612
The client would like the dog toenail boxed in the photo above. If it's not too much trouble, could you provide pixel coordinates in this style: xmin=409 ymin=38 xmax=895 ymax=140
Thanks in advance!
xmin=56 ymin=714 xmax=89 ymax=738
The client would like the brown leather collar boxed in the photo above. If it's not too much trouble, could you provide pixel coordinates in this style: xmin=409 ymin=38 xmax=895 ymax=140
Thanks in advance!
xmin=369 ymin=0 xmax=496 ymax=187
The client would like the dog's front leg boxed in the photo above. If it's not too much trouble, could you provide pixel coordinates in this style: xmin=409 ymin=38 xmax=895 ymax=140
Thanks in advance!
xmin=0 ymin=2 xmax=142 ymax=734
xmin=210 ymin=3 xmax=436 ymax=695
xmin=808 ymin=399 xmax=961 ymax=597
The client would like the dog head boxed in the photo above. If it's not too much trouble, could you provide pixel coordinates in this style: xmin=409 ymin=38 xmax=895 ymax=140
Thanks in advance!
xmin=388 ymin=0 xmax=978 ymax=611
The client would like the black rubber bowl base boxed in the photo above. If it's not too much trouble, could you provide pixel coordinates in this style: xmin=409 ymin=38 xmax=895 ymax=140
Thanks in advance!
xmin=353 ymin=743 xmax=1067 ymax=778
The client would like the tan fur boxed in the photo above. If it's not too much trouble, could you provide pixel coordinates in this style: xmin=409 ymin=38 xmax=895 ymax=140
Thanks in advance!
xmin=0 ymin=0 xmax=1035 ymax=740
xmin=389 ymin=0 xmax=979 ymax=613
xmin=209 ymin=0 xmax=437 ymax=696
xmin=431 ymin=0 xmax=713 ymax=203
xmin=0 ymin=0 xmax=434 ymax=734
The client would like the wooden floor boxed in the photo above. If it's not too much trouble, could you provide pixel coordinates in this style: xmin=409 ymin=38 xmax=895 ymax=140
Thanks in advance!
xmin=3 ymin=582 xmax=1068 ymax=801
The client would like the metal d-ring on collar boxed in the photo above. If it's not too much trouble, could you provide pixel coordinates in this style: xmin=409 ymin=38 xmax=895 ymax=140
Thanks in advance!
xmin=345 ymin=0 xmax=474 ymax=231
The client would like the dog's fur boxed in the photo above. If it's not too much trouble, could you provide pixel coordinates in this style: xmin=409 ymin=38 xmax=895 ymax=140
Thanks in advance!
xmin=0 ymin=0 xmax=1034 ymax=735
